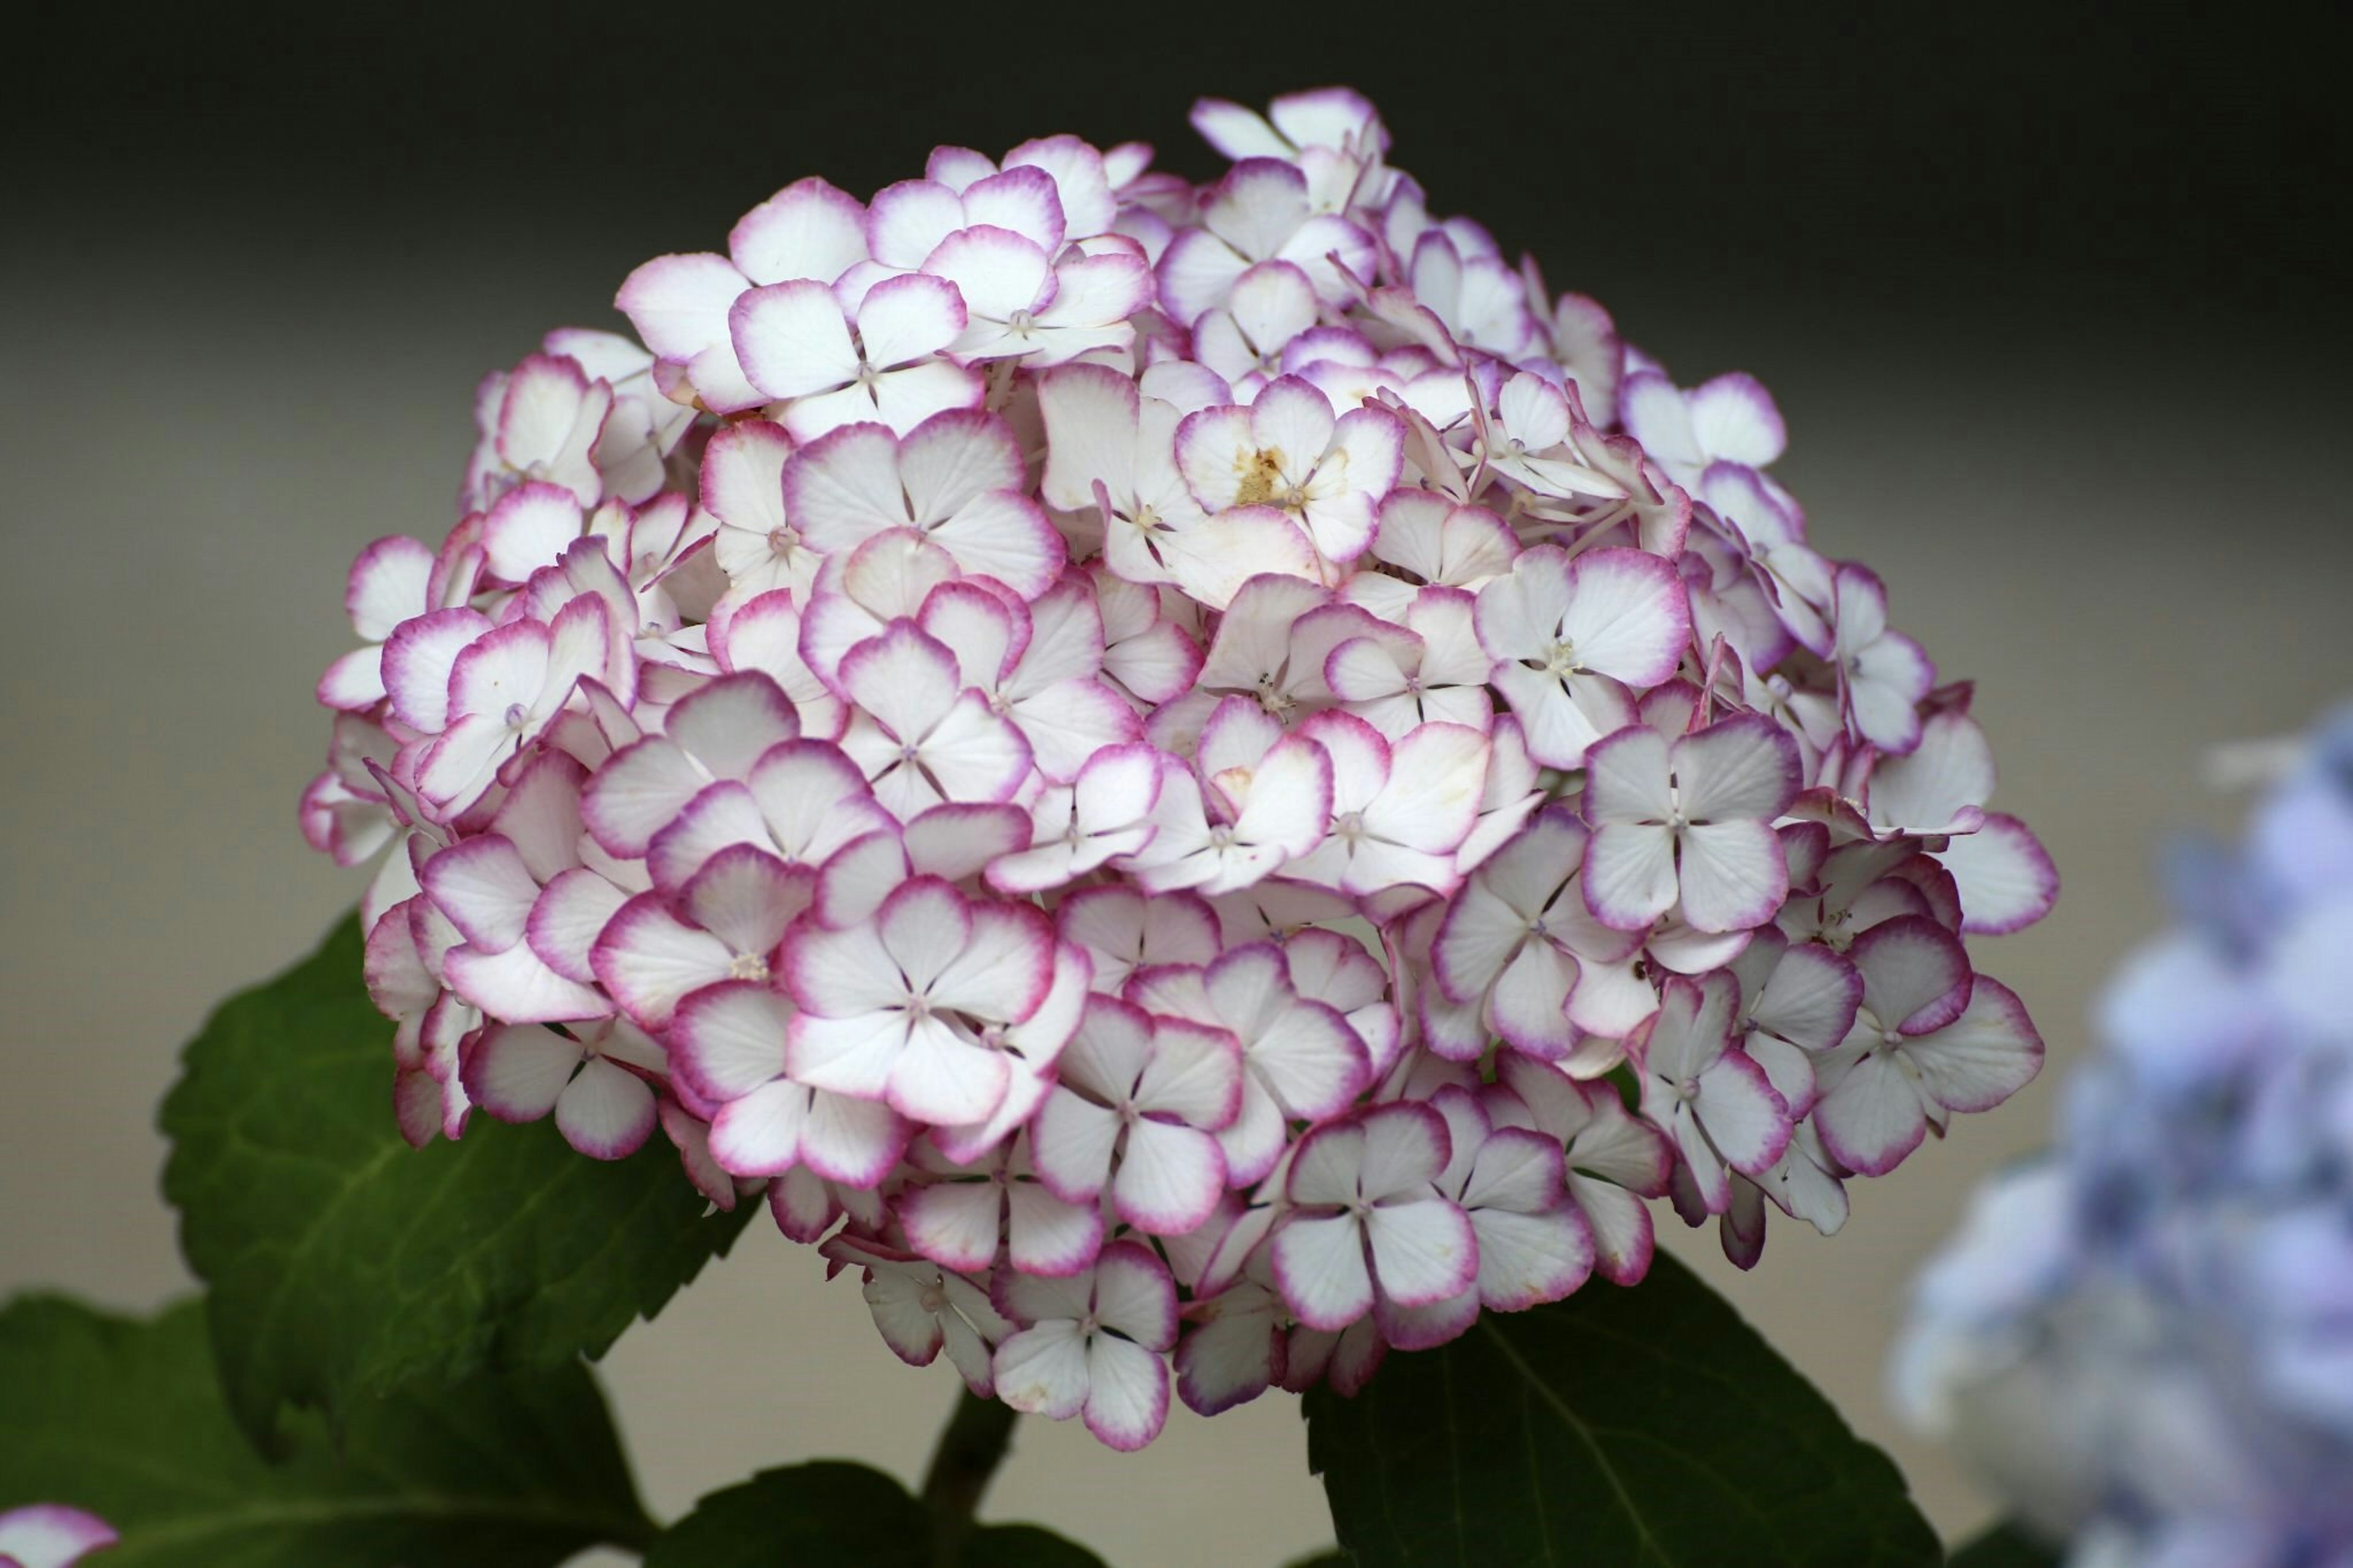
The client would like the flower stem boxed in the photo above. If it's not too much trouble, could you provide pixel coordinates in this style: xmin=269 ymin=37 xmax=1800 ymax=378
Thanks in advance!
xmin=921 ymin=1387 xmax=1019 ymax=1565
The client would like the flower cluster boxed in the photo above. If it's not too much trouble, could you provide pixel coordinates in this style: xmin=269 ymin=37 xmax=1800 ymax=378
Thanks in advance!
xmin=303 ymin=88 xmax=2055 ymax=1449
xmin=1893 ymin=710 xmax=2353 ymax=1568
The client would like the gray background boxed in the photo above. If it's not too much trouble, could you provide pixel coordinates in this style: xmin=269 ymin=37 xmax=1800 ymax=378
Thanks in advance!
xmin=4 ymin=4 xmax=2346 ymax=1561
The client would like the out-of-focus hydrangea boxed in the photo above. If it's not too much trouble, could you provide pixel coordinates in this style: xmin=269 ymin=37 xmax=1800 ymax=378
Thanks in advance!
xmin=1893 ymin=708 xmax=2353 ymax=1567
xmin=301 ymin=86 xmax=2057 ymax=1450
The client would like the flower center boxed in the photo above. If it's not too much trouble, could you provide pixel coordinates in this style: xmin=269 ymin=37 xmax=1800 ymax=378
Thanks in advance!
xmin=1232 ymin=448 xmax=1287 ymax=507
xmin=727 ymin=952 xmax=770 ymax=983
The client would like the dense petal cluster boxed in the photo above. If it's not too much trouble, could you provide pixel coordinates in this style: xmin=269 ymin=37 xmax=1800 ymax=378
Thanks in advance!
xmin=303 ymin=88 xmax=2055 ymax=1449
xmin=1893 ymin=710 xmax=2353 ymax=1568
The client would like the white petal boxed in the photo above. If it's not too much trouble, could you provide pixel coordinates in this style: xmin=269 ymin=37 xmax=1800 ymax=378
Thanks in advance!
xmin=1677 ymin=820 xmax=1789 ymax=934
xmin=993 ymin=1321 xmax=1090 ymax=1419
xmin=1083 ymin=1335 xmax=1170 ymax=1450
xmin=555 ymin=1056 xmax=657 ymax=1159
xmin=1272 ymin=1212 xmax=1373 ymax=1331
xmin=1366 ymin=1198 xmax=1479 ymax=1306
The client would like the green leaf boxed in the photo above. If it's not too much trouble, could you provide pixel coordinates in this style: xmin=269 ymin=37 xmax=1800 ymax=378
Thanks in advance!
xmin=1946 ymin=1523 xmax=2063 ymax=1567
xmin=640 ymin=1462 xmax=1108 ymax=1568
xmin=1304 ymin=1252 xmax=1942 ymax=1568
xmin=159 ymin=914 xmax=754 ymax=1444
xmin=0 ymin=1293 xmax=653 ymax=1566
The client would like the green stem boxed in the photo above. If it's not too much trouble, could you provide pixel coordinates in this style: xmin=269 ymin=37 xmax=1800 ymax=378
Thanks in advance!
xmin=920 ymin=1387 xmax=1020 ymax=1566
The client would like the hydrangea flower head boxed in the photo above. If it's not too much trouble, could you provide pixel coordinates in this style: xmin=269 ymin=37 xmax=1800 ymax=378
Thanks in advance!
xmin=1893 ymin=708 xmax=2353 ymax=1567
xmin=303 ymin=86 xmax=2056 ymax=1448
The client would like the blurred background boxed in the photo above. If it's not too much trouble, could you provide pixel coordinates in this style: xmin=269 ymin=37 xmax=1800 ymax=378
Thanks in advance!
xmin=4 ymin=2 xmax=2346 ymax=1562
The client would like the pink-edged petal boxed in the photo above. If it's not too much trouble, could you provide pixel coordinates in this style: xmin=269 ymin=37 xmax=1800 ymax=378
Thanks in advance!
xmin=1092 ymin=1239 xmax=1181 ymax=1346
xmin=1939 ymin=814 xmax=2060 ymax=936
xmin=964 ymin=164 xmax=1067 ymax=253
xmin=1485 ymin=939 xmax=1582 ymax=1059
xmin=928 ymin=903 xmax=1056 ymax=1026
xmin=1165 ymin=507 xmax=1320 ymax=610
xmin=868 ymin=178 xmax=967 ymax=270
xmin=1582 ymin=722 xmax=1673 ymax=824
xmin=1852 ymin=914 xmax=1974 ymax=1033
xmin=555 ymin=1056 xmax=657 ymax=1159
xmin=1135 ymin=1016 xmax=1243 ymax=1127
xmin=731 ymin=279 xmax=859 ymax=400
xmin=855 ymin=271 xmax=967 ymax=366
xmin=1565 ymin=548 xmax=1691 ymax=686
xmin=1083 ymin=1335 xmax=1170 ymax=1451
xmin=1366 ymin=1197 xmax=1479 ymax=1307
xmin=926 ymin=224 xmax=1053 ymax=322
xmin=1473 ymin=1203 xmax=1593 ymax=1312
xmin=1698 ymin=1049 xmax=1792 ymax=1173
xmin=838 ymin=619 xmax=961 ymax=742
xmin=1813 ymin=1049 xmax=1927 ymax=1176
xmin=591 ymin=893 xmax=732 ymax=1029
xmin=1687 ymin=373 xmax=1786 ymax=467
xmin=681 ymin=843 xmax=808 ymax=960
xmin=0 ymin=1506 xmax=118 ymax=1568
xmin=615 ymin=251 xmax=745 ymax=360
xmin=1356 ymin=1101 xmax=1450 ymax=1197
xmin=703 ymin=1080 xmax=808 ymax=1178
xmin=993 ymin=1320 xmax=1089 ymax=1420
xmin=1583 ymin=823 xmax=1678 ymax=931
xmin=420 ymin=835 xmax=540 ymax=953
xmin=670 ymin=980 xmax=791 ymax=1102
xmin=461 ymin=1022 xmax=580 ymax=1121
xmin=1113 ymin=1117 xmax=1227 ymax=1234
xmin=888 ymin=1016 xmax=1012 ymax=1126
xmin=929 ymin=491 xmax=1066 ymax=599
xmin=481 ymin=483 xmax=584 ymax=584
xmin=317 ymin=645 xmax=389 ymax=711
xmin=1677 ymin=713 xmax=1803 ymax=822
xmin=382 ymin=606 xmax=493 ymax=733
xmin=1677 ymin=819 xmax=1790 ymax=934
xmin=665 ymin=672 xmax=801 ymax=776
xmin=581 ymin=739 xmax=707 ymax=857
xmin=444 ymin=941 xmax=610 ymax=1023
xmin=786 ymin=1002 xmax=903 ymax=1097
xmin=346 ymin=534 xmax=436 ymax=640
xmin=1909 ymin=976 xmax=2044 ymax=1113
xmin=904 ymin=1180 xmax=1007 ymax=1273
xmin=1007 ymin=1181 xmax=1105 ymax=1277
xmin=863 ymin=1267 xmax=948 ymax=1368
xmin=798 ymin=1088 xmax=912 ymax=1185
xmin=1569 ymin=1173 xmax=1656 ymax=1286
xmin=1271 ymin=1213 xmax=1373 ymax=1331
xmin=1031 ymin=1091 xmax=1120 ymax=1203
xmin=729 ymin=175 xmax=868 ymax=286
xmin=1175 ymin=1289 xmax=1283 ymax=1416
xmin=1752 ymin=941 xmax=1864 ymax=1053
